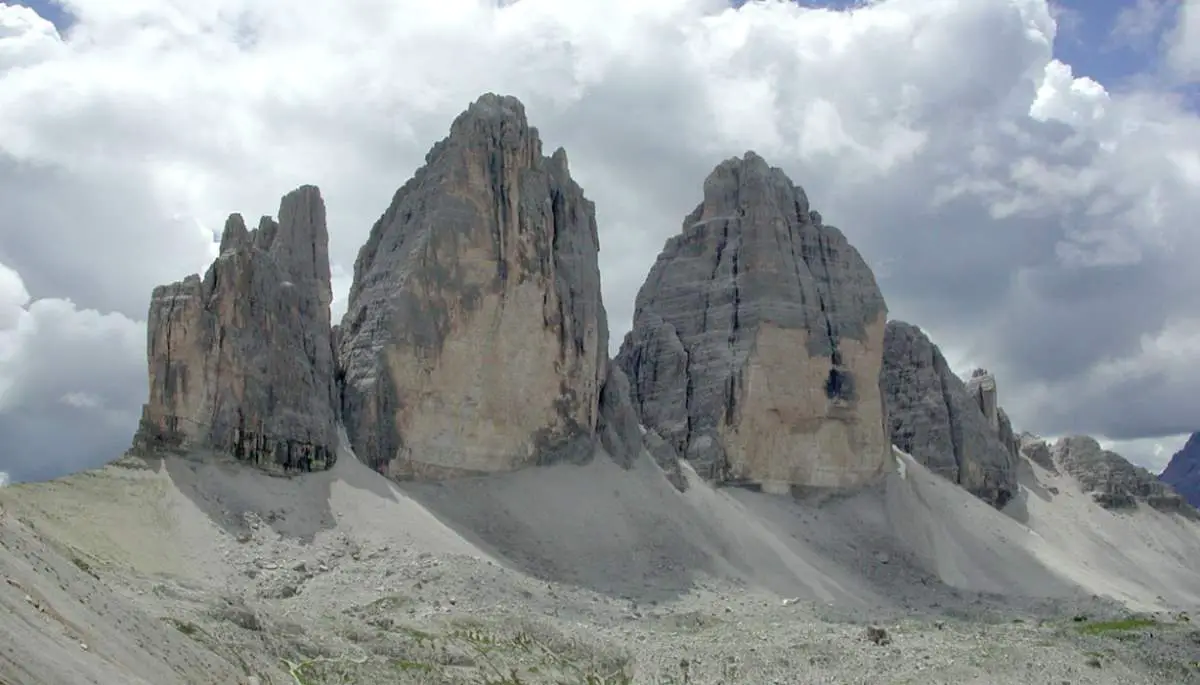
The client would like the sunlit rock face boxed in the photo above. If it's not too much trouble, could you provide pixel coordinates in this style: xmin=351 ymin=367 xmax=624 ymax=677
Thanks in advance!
xmin=617 ymin=152 xmax=891 ymax=495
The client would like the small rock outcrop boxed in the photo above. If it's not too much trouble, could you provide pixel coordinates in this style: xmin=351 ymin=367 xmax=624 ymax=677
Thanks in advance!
xmin=134 ymin=186 xmax=339 ymax=472
xmin=880 ymin=321 xmax=1017 ymax=507
xmin=966 ymin=368 xmax=1021 ymax=461
xmin=336 ymin=94 xmax=636 ymax=478
xmin=1054 ymin=436 xmax=1191 ymax=514
xmin=616 ymin=152 xmax=890 ymax=494
xmin=1019 ymin=433 xmax=1057 ymax=473
xmin=1160 ymin=433 xmax=1200 ymax=508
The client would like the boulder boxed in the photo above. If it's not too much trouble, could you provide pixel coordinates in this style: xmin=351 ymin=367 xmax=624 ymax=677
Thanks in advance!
xmin=134 ymin=186 xmax=338 ymax=472
xmin=1160 ymin=433 xmax=1200 ymax=508
xmin=616 ymin=152 xmax=890 ymax=494
xmin=336 ymin=93 xmax=633 ymax=478
xmin=880 ymin=321 xmax=1017 ymax=507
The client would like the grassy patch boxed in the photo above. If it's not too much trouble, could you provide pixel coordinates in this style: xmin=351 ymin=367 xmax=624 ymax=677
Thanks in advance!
xmin=1076 ymin=618 xmax=1158 ymax=635
xmin=169 ymin=618 xmax=200 ymax=636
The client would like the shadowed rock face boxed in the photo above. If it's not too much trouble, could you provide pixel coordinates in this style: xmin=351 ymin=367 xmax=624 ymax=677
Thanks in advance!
xmin=1019 ymin=433 xmax=1057 ymax=473
xmin=880 ymin=321 xmax=1017 ymax=508
xmin=134 ymin=186 xmax=338 ymax=472
xmin=1160 ymin=433 xmax=1200 ymax=508
xmin=1055 ymin=436 xmax=1192 ymax=515
xmin=337 ymin=93 xmax=635 ymax=478
xmin=616 ymin=152 xmax=890 ymax=494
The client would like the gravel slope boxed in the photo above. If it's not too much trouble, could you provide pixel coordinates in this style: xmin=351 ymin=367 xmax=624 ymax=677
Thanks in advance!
xmin=2 ymin=438 xmax=1200 ymax=684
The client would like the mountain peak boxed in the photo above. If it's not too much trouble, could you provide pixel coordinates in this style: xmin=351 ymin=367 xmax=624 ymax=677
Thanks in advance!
xmin=1160 ymin=431 xmax=1200 ymax=507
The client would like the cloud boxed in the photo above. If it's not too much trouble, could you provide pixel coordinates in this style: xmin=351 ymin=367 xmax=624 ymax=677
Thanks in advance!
xmin=0 ymin=0 xmax=1197 ymax=480
xmin=0 ymin=259 xmax=144 ymax=482
xmin=1110 ymin=0 xmax=1173 ymax=50
xmin=1166 ymin=0 xmax=1200 ymax=82
xmin=1103 ymin=434 xmax=1190 ymax=475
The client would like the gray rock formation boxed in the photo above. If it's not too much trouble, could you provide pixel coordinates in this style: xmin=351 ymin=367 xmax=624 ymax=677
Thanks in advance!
xmin=616 ymin=151 xmax=890 ymax=494
xmin=1018 ymin=433 xmax=1057 ymax=473
xmin=1160 ymin=433 xmax=1200 ymax=508
xmin=134 ymin=186 xmax=338 ymax=472
xmin=1054 ymin=436 xmax=1191 ymax=514
xmin=880 ymin=321 xmax=1017 ymax=507
xmin=966 ymin=368 xmax=1021 ymax=461
xmin=336 ymin=93 xmax=637 ymax=478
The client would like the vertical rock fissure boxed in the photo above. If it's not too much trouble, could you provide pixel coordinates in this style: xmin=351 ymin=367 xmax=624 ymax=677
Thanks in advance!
xmin=491 ymin=148 xmax=509 ymax=283
xmin=938 ymin=369 xmax=966 ymax=483
xmin=725 ymin=217 xmax=742 ymax=426
xmin=550 ymin=188 xmax=571 ymax=361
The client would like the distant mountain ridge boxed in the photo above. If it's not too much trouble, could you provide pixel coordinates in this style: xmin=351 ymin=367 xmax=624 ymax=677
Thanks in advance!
xmin=1161 ymin=432 xmax=1200 ymax=508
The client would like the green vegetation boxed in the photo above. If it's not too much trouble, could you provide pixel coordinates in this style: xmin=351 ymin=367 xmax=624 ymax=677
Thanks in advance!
xmin=168 ymin=618 xmax=200 ymax=636
xmin=1076 ymin=617 xmax=1158 ymax=635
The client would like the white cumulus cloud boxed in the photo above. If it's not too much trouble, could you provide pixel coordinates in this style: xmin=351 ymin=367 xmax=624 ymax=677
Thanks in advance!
xmin=0 ymin=0 xmax=1197 ymax=480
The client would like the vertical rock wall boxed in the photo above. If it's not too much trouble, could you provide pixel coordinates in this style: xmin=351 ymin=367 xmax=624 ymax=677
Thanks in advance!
xmin=617 ymin=152 xmax=890 ymax=494
xmin=880 ymin=321 xmax=1017 ymax=507
xmin=134 ymin=187 xmax=338 ymax=472
xmin=336 ymin=94 xmax=635 ymax=478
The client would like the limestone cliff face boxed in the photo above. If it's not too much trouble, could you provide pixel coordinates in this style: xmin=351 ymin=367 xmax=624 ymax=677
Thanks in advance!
xmin=616 ymin=152 xmax=890 ymax=494
xmin=337 ymin=94 xmax=633 ymax=478
xmin=135 ymin=186 xmax=338 ymax=472
xmin=966 ymin=368 xmax=1021 ymax=462
xmin=1053 ymin=436 xmax=1192 ymax=515
xmin=880 ymin=321 xmax=1017 ymax=507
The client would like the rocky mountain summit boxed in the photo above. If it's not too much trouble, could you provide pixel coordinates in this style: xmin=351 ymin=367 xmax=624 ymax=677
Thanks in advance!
xmin=1160 ymin=433 xmax=1200 ymax=508
xmin=123 ymin=91 xmax=1182 ymax=529
xmin=616 ymin=152 xmax=890 ymax=494
xmin=133 ymin=186 xmax=339 ymax=472
xmin=336 ymin=93 xmax=637 ymax=479
xmin=879 ymin=322 xmax=1018 ymax=507
xmin=1029 ymin=435 xmax=1192 ymax=514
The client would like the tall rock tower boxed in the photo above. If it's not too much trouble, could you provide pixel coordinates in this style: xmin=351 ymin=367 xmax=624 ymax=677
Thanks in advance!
xmin=134 ymin=186 xmax=339 ymax=472
xmin=336 ymin=94 xmax=637 ymax=479
xmin=880 ymin=323 xmax=1018 ymax=507
xmin=616 ymin=152 xmax=890 ymax=494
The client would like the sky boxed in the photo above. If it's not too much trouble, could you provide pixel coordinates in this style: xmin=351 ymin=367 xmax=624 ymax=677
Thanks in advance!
xmin=0 ymin=0 xmax=1197 ymax=484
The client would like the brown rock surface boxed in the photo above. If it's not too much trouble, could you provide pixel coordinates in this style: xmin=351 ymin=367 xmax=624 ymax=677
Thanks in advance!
xmin=616 ymin=152 xmax=890 ymax=494
xmin=134 ymin=186 xmax=338 ymax=472
xmin=336 ymin=94 xmax=634 ymax=478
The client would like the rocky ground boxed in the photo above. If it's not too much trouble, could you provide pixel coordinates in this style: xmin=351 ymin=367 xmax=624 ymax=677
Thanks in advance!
xmin=4 ymin=448 xmax=1200 ymax=684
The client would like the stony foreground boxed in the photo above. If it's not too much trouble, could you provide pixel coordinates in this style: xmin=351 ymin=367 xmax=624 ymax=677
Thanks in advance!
xmin=4 ymin=440 xmax=1200 ymax=684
